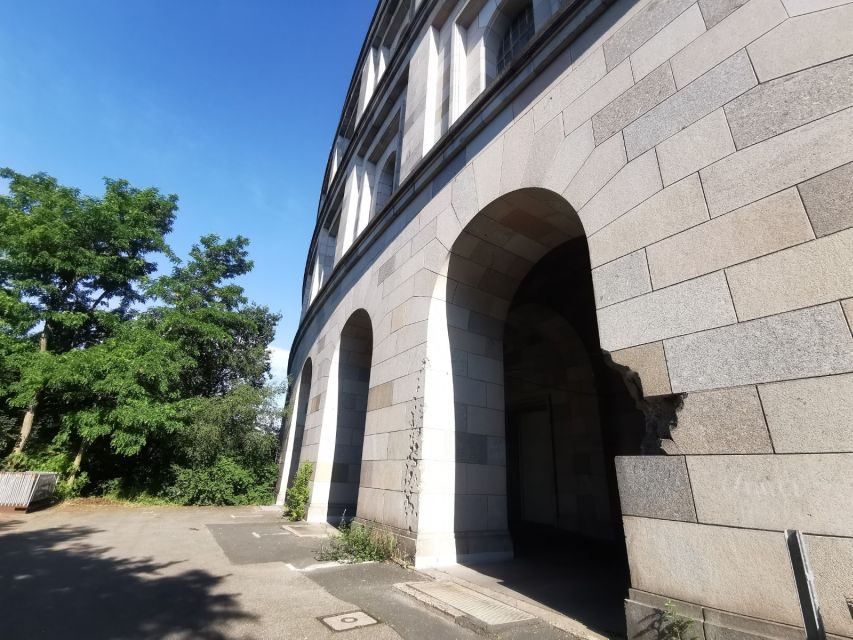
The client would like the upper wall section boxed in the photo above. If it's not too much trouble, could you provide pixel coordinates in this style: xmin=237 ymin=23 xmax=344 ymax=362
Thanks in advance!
xmin=302 ymin=0 xmax=574 ymax=313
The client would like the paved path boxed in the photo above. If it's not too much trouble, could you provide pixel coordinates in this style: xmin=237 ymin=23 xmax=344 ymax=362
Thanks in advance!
xmin=0 ymin=503 xmax=573 ymax=639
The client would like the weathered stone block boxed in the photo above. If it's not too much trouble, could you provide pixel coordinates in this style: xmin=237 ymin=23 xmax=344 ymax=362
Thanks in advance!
xmin=542 ymin=120 xmax=594 ymax=194
xmin=473 ymin=137 xmax=503 ymax=210
xmin=616 ymin=456 xmax=696 ymax=521
xmin=499 ymin=110 xmax=535 ymax=195
xmin=592 ymin=62 xmax=676 ymax=144
xmin=687 ymin=453 xmax=853 ymax=535
xmin=561 ymin=59 xmax=634 ymax=136
xmin=603 ymin=0 xmax=695 ymax=70
xmin=781 ymin=0 xmax=851 ymax=15
xmin=665 ymin=303 xmax=853 ymax=392
xmin=579 ymin=149 xmax=662 ymax=234
xmin=629 ymin=5 xmax=706 ymax=82
xmin=609 ymin=341 xmax=672 ymax=396
xmin=623 ymin=50 xmax=756 ymax=160
xmin=725 ymin=56 xmax=853 ymax=149
xmin=726 ymin=228 xmax=853 ymax=321
xmin=646 ymin=188 xmax=814 ymax=289
xmin=798 ymin=162 xmax=853 ymax=237
xmin=625 ymin=597 xmax=705 ymax=640
xmin=533 ymin=47 xmax=606 ymax=130
xmin=562 ymin=130 xmax=627 ymax=209
xmin=670 ymin=0 xmax=787 ymax=88
xmin=747 ymin=3 xmax=853 ymax=81
xmin=598 ymin=271 xmax=736 ymax=352
xmin=698 ymin=0 xmax=750 ymax=28
xmin=803 ymin=534 xmax=853 ymax=638
xmin=592 ymin=248 xmax=652 ymax=308
xmin=623 ymin=516 xmax=802 ymax=626
xmin=702 ymin=608 xmax=805 ymax=640
xmin=656 ymin=108 xmax=735 ymax=187
xmin=589 ymin=173 xmax=709 ymax=267
xmin=700 ymin=106 xmax=853 ymax=216
xmin=670 ymin=386 xmax=772 ymax=454
xmin=758 ymin=373 xmax=853 ymax=453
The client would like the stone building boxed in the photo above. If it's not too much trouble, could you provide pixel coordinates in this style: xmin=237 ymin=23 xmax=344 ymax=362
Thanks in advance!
xmin=277 ymin=0 xmax=853 ymax=636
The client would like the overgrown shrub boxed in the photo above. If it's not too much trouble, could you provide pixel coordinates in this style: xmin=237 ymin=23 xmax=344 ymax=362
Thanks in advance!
xmin=317 ymin=521 xmax=397 ymax=563
xmin=284 ymin=462 xmax=313 ymax=520
xmin=162 ymin=456 xmax=277 ymax=505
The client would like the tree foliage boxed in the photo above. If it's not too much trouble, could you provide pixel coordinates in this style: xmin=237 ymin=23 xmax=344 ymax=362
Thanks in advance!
xmin=0 ymin=169 xmax=284 ymax=505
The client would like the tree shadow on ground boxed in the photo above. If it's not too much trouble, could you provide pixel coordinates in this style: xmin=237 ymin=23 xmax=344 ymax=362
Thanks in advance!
xmin=0 ymin=524 xmax=255 ymax=639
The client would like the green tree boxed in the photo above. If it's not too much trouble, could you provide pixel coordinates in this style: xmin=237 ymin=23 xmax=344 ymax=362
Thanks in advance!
xmin=0 ymin=169 xmax=177 ymax=452
xmin=146 ymin=234 xmax=278 ymax=398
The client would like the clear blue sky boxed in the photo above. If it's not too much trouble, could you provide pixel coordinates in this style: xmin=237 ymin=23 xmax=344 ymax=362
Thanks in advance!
xmin=0 ymin=0 xmax=376 ymax=379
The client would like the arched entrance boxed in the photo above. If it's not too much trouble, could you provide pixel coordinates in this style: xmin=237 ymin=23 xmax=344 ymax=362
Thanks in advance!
xmin=437 ymin=189 xmax=646 ymax=636
xmin=329 ymin=309 xmax=373 ymax=520
xmin=280 ymin=359 xmax=313 ymax=503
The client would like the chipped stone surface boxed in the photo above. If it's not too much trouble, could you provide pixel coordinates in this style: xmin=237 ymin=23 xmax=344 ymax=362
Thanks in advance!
xmin=671 ymin=386 xmax=772 ymax=454
xmin=759 ymin=373 xmax=853 ymax=453
xmin=725 ymin=56 xmax=853 ymax=149
xmin=609 ymin=341 xmax=672 ymax=396
xmin=798 ymin=162 xmax=853 ymax=237
xmin=623 ymin=50 xmax=757 ymax=159
xmin=615 ymin=456 xmax=696 ymax=521
xmin=665 ymin=303 xmax=853 ymax=392
xmin=646 ymin=188 xmax=814 ymax=289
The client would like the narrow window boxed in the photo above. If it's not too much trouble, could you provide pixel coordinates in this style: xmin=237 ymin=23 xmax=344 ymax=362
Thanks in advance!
xmin=496 ymin=3 xmax=534 ymax=75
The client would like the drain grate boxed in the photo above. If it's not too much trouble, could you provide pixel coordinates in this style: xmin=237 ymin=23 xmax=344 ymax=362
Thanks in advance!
xmin=404 ymin=580 xmax=535 ymax=630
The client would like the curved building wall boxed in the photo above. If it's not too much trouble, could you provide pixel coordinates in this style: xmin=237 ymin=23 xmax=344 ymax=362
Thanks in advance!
xmin=283 ymin=0 xmax=853 ymax=637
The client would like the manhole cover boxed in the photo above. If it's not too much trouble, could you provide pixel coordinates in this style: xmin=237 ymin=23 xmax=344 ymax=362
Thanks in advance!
xmin=320 ymin=611 xmax=378 ymax=631
xmin=404 ymin=580 xmax=535 ymax=629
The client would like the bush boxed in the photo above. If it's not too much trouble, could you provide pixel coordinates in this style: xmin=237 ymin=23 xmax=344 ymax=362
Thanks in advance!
xmin=162 ymin=456 xmax=276 ymax=505
xmin=284 ymin=462 xmax=312 ymax=521
xmin=317 ymin=521 xmax=397 ymax=563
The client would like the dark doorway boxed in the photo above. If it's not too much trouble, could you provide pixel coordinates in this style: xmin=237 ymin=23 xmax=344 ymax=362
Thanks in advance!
xmin=284 ymin=360 xmax=313 ymax=492
xmin=500 ymin=238 xmax=645 ymax=637
xmin=328 ymin=309 xmax=373 ymax=521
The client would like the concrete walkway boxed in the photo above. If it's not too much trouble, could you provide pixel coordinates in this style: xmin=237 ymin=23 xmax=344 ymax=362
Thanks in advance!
xmin=0 ymin=503 xmax=576 ymax=639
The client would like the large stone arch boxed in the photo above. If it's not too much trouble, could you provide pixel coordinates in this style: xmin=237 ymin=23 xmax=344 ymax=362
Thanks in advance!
xmin=307 ymin=308 xmax=374 ymax=522
xmin=275 ymin=357 xmax=313 ymax=506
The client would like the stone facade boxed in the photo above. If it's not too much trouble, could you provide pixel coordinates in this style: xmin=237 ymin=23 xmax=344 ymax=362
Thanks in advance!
xmin=278 ymin=0 xmax=853 ymax=636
